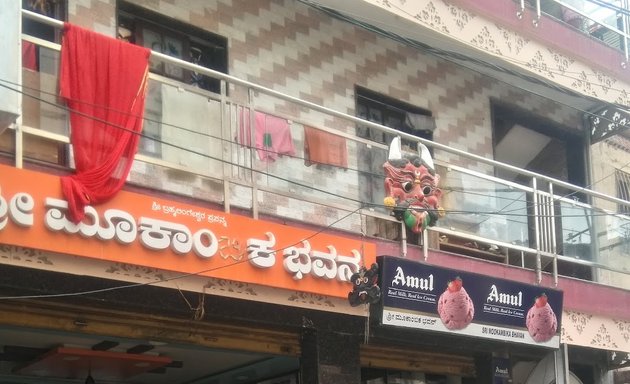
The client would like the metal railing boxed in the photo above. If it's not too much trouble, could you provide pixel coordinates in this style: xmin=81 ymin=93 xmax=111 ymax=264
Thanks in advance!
xmin=520 ymin=0 xmax=630 ymax=63
xmin=6 ymin=8 xmax=630 ymax=291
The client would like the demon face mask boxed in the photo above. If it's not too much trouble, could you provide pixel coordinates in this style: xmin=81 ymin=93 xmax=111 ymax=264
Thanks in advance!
xmin=383 ymin=137 xmax=443 ymax=234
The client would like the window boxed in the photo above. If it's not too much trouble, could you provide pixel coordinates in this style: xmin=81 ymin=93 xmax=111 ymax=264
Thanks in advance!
xmin=492 ymin=101 xmax=586 ymax=189
xmin=22 ymin=0 xmax=66 ymax=72
xmin=492 ymin=101 xmax=593 ymax=280
xmin=354 ymin=87 xmax=435 ymax=243
xmin=616 ymin=169 xmax=630 ymax=214
xmin=117 ymin=1 xmax=228 ymax=160
xmin=117 ymin=1 xmax=228 ymax=94
xmin=355 ymin=86 xmax=435 ymax=208
xmin=356 ymin=86 xmax=435 ymax=151
xmin=22 ymin=0 xmax=65 ymax=41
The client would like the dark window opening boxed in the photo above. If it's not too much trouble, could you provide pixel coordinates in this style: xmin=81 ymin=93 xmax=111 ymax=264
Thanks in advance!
xmin=355 ymin=86 xmax=435 ymax=244
xmin=117 ymin=1 xmax=228 ymax=94
xmin=22 ymin=0 xmax=65 ymax=41
xmin=356 ymin=86 xmax=434 ymax=151
xmin=492 ymin=101 xmax=586 ymax=189
xmin=492 ymin=101 xmax=592 ymax=280
xmin=22 ymin=0 xmax=66 ymax=72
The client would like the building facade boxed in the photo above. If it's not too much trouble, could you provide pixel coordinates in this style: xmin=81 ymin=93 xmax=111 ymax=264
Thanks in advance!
xmin=0 ymin=0 xmax=629 ymax=383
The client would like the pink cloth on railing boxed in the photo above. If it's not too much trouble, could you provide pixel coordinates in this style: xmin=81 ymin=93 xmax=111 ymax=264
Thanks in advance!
xmin=238 ymin=108 xmax=296 ymax=162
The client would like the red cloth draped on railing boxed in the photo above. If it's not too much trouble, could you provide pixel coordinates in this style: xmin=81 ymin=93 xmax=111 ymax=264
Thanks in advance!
xmin=59 ymin=23 xmax=150 ymax=223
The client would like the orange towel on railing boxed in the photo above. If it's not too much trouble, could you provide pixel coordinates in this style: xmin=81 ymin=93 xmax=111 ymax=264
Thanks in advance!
xmin=303 ymin=126 xmax=348 ymax=168
xmin=59 ymin=23 xmax=150 ymax=223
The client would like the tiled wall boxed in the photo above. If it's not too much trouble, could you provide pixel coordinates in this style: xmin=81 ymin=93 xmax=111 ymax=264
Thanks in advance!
xmin=68 ymin=0 xmax=116 ymax=35
xmin=67 ymin=0 xmax=582 ymax=232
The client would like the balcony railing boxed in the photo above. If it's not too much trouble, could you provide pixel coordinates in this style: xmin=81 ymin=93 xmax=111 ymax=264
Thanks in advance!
xmin=3 ymin=9 xmax=630 ymax=291
xmin=522 ymin=0 xmax=630 ymax=62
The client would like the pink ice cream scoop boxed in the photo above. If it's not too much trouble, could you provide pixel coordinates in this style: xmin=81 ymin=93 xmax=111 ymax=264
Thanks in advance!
xmin=437 ymin=277 xmax=475 ymax=330
xmin=526 ymin=293 xmax=557 ymax=342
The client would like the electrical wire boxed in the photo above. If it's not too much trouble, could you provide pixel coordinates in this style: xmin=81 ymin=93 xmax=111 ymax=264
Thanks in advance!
xmin=296 ymin=0 xmax=630 ymax=215
xmin=0 ymin=205 xmax=364 ymax=300
xmin=0 ymin=103 xmax=627 ymax=301
xmin=0 ymin=81 xmax=374 ymax=206
xmin=0 ymin=80 xmax=561 ymax=214
xmin=2 ymin=78 xmax=629 ymax=218
xmin=12 ymin=12 xmax=630 ymax=237
xmin=299 ymin=1 xmax=584 ymax=96
xmin=299 ymin=0 xmax=630 ymax=109
xmin=12 ymin=5 xmax=630 ymax=201
xmin=0 ymin=84 xmax=536 ymax=220
xmin=14 ymin=7 xmax=630 ymax=120
xmin=0 ymin=76 xmax=411 ymax=185
xmin=1 ymin=5 xmax=627 ymax=303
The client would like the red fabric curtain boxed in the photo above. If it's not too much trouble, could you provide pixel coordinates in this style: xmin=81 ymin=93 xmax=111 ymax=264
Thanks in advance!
xmin=59 ymin=23 xmax=150 ymax=223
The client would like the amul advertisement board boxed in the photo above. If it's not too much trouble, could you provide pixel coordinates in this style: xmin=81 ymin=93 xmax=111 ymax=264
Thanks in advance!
xmin=0 ymin=164 xmax=375 ymax=298
xmin=379 ymin=256 xmax=563 ymax=348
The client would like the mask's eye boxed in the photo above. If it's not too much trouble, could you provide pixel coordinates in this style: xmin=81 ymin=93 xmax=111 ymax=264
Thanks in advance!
xmin=422 ymin=185 xmax=432 ymax=195
xmin=355 ymin=279 xmax=361 ymax=286
xmin=402 ymin=182 xmax=413 ymax=192
xmin=362 ymin=277 xmax=369 ymax=284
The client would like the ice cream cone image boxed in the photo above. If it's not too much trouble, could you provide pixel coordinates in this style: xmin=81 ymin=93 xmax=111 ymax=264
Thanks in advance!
xmin=526 ymin=293 xmax=557 ymax=342
xmin=437 ymin=277 xmax=475 ymax=330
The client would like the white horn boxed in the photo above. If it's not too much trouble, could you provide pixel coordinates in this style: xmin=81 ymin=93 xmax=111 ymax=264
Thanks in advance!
xmin=388 ymin=136 xmax=402 ymax=161
xmin=418 ymin=142 xmax=434 ymax=171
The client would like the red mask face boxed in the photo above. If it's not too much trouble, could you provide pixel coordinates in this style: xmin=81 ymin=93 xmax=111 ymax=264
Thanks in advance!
xmin=383 ymin=138 xmax=442 ymax=234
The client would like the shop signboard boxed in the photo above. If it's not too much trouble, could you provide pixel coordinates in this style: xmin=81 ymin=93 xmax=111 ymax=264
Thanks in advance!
xmin=0 ymin=164 xmax=375 ymax=299
xmin=379 ymin=256 xmax=563 ymax=348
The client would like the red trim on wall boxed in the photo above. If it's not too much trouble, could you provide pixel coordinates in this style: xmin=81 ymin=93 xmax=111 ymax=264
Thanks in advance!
xmin=376 ymin=241 xmax=630 ymax=321
xmin=447 ymin=0 xmax=630 ymax=83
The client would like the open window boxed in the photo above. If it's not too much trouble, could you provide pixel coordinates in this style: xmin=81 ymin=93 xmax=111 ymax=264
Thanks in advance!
xmin=355 ymin=86 xmax=435 ymax=206
xmin=117 ymin=1 xmax=228 ymax=163
xmin=22 ymin=0 xmax=65 ymax=73
xmin=117 ymin=1 xmax=228 ymax=94
xmin=492 ymin=101 xmax=592 ymax=280
xmin=355 ymin=86 xmax=435 ymax=242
